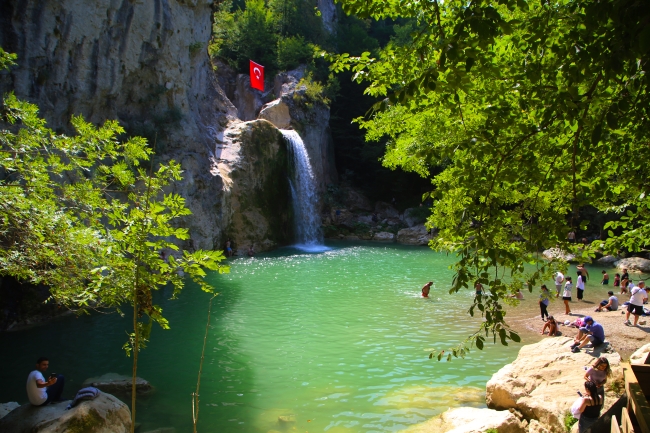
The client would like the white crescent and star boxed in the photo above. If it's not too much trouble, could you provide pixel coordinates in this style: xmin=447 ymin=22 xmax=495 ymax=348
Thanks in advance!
xmin=253 ymin=67 xmax=261 ymax=79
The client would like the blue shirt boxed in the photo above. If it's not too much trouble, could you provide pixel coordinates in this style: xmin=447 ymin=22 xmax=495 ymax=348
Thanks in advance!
xmin=586 ymin=322 xmax=605 ymax=342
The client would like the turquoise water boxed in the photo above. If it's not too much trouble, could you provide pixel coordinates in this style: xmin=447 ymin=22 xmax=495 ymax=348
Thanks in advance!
xmin=1 ymin=242 xmax=558 ymax=432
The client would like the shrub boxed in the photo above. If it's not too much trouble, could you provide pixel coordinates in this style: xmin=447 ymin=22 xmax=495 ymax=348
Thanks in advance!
xmin=563 ymin=411 xmax=578 ymax=432
xmin=277 ymin=36 xmax=313 ymax=70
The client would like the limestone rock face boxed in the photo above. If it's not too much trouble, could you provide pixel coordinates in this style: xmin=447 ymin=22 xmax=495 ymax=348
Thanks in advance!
xmin=213 ymin=120 xmax=292 ymax=254
xmin=317 ymin=0 xmax=338 ymax=34
xmin=0 ymin=393 xmax=131 ymax=433
xmin=486 ymin=337 xmax=623 ymax=433
xmin=401 ymin=407 xmax=527 ymax=433
xmin=374 ymin=231 xmax=395 ymax=241
xmin=375 ymin=202 xmax=400 ymax=219
xmin=542 ymin=248 xmax=576 ymax=262
xmin=403 ymin=208 xmax=428 ymax=227
xmin=343 ymin=188 xmax=373 ymax=212
xmin=83 ymin=373 xmax=151 ymax=394
xmin=259 ymin=99 xmax=292 ymax=129
xmin=0 ymin=402 xmax=19 ymax=420
xmin=0 ymin=0 xmax=236 ymax=252
xmin=630 ymin=343 xmax=650 ymax=364
xmin=615 ymin=257 xmax=650 ymax=273
xmin=233 ymin=74 xmax=267 ymax=121
xmin=397 ymin=225 xmax=430 ymax=246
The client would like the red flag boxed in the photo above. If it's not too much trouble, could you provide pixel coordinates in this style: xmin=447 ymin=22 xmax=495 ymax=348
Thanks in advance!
xmin=249 ymin=60 xmax=264 ymax=91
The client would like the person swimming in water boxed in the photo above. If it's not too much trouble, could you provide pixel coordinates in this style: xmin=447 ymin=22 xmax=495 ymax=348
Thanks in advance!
xmin=421 ymin=281 xmax=433 ymax=297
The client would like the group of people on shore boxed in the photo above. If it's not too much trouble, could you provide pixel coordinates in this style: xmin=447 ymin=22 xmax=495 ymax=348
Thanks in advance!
xmin=571 ymin=356 xmax=612 ymax=432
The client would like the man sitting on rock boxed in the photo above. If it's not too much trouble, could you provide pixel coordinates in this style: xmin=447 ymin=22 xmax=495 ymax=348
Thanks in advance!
xmin=26 ymin=357 xmax=65 ymax=405
xmin=570 ymin=316 xmax=605 ymax=353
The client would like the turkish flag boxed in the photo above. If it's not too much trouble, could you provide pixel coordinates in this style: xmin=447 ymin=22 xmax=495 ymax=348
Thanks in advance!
xmin=249 ymin=60 xmax=264 ymax=91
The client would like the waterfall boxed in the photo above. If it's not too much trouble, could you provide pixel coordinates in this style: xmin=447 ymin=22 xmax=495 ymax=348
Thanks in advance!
xmin=280 ymin=129 xmax=326 ymax=251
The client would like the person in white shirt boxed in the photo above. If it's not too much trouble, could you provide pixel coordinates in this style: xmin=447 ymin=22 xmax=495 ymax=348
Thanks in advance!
xmin=26 ymin=357 xmax=65 ymax=406
xmin=576 ymin=271 xmax=586 ymax=300
xmin=554 ymin=271 xmax=565 ymax=298
xmin=625 ymin=281 xmax=648 ymax=326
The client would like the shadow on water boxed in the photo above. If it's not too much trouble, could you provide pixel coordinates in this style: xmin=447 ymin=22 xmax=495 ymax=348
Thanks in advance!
xmin=0 ymin=277 xmax=250 ymax=432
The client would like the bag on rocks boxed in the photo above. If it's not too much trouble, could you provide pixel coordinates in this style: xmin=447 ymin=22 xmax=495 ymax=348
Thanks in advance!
xmin=66 ymin=387 xmax=101 ymax=409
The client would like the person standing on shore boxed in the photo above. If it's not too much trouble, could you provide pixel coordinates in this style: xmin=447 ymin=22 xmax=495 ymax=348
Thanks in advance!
xmin=624 ymin=281 xmax=648 ymax=326
xmin=576 ymin=271 xmax=586 ymax=301
xmin=563 ymin=277 xmax=573 ymax=314
xmin=539 ymin=285 xmax=551 ymax=321
xmin=554 ymin=271 xmax=565 ymax=298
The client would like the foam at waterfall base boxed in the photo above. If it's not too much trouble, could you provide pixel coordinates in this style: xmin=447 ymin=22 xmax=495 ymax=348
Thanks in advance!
xmin=290 ymin=243 xmax=332 ymax=253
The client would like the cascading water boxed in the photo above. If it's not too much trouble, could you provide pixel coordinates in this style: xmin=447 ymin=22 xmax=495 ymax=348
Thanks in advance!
xmin=280 ymin=129 xmax=327 ymax=252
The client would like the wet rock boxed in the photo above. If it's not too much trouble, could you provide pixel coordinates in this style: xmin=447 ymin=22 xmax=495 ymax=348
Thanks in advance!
xmin=83 ymin=373 xmax=152 ymax=394
xmin=542 ymin=248 xmax=576 ymax=262
xmin=614 ymin=257 xmax=650 ymax=273
xmin=596 ymin=255 xmax=620 ymax=265
xmin=0 ymin=402 xmax=19 ymax=420
xmin=401 ymin=407 xmax=527 ymax=433
xmin=373 ymin=232 xmax=395 ymax=241
xmin=0 ymin=393 xmax=130 ymax=433
xmin=278 ymin=414 xmax=295 ymax=423
xmin=397 ymin=225 xmax=430 ymax=246
xmin=486 ymin=337 xmax=623 ymax=432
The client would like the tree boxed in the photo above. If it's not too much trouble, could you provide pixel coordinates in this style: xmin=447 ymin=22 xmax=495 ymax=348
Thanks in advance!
xmin=329 ymin=0 xmax=650 ymax=358
xmin=1 ymin=49 xmax=229 ymax=428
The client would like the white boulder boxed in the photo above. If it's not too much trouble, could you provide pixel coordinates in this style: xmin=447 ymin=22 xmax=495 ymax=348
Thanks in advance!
xmin=258 ymin=99 xmax=291 ymax=129
xmin=486 ymin=337 xmax=622 ymax=433
xmin=401 ymin=407 xmax=527 ymax=433
xmin=373 ymin=231 xmax=395 ymax=241
xmin=397 ymin=225 xmax=430 ymax=246
xmin=542 ymin=248 xmax=576 ymax=262
xmin=0 ymin=392 xmax=130 ymax=432
xmin=615 ymin=257 xmax=650 ymax=273
xmin=630 ymin=343 xmax=650 ymax=365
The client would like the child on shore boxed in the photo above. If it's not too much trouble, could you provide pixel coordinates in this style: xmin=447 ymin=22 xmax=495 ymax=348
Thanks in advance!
xmin=539 ymin=285 xmax=551 ymax=321
xmin=541 ymin=316 xmax=559 ymax=336
xmin=563 ymin=277 xmax=573 ymax=314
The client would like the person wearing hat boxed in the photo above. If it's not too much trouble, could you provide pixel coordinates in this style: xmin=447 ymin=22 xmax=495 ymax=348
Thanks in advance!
xmin=595 ymin=291 xmax=619 ymax=312
xmin=624 ymin=280 xmax=648 ymax=326
xmin=570 ymin=316 xmax=605 ymax=353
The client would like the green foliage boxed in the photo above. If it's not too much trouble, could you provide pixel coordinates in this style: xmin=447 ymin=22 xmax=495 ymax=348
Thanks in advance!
xmin=0 ymin=51 xmax=229 ymax=331
xmin=189 ymin=42 xmax=203 ymax=56
xmin=332 ymin=0 xmax=650 ymax=356
xmin=277 ymin=36 xmax=314 ymax=70
xmin=564 ymin=412 xmax=578 ymax=432
xmin=485 ymin=429 xmax=498 ymax=433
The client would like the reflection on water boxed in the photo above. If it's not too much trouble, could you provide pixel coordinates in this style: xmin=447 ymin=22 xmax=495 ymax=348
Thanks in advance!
xmin=0 ymin=241 xmax=572 ymax=432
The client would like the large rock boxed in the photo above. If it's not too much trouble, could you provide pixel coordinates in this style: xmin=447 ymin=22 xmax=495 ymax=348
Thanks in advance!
xmin=0 ymin=393 xmax=131 ymax=433
xmin=83 ymin=373 xmax=152 ymax=394
xmin=401 ymin=407 xmax=527 ymax=433
xmin=375 ymin=202 xmax=400 ymax=219
xmin=373 ymin=231 xmax=395 ymax=241
xmin=614 ymin=257 xmax=650 ymax=273
xmin=214 ymin=120 xmax=293 ymax=254
xmin=233 ymin=74 xmax=268 ymax=121
xmin=630 ymin=343 xmax=650 ymax=365
xmin=0 ymin=402 xmax=19 ymax=420
xmin=397 ymin=225 xmax=430 ymax=246
xmin=259 ymin=99 xmax=291 ymax=129
xmin=486 ymin=337 xmax=623 ymax=432
xmin=596 ymin=255 xmax=620 ymax=265
xmin=542 ymin=248 xmax=576 ymax=262
xmin=343 ymin=188 xmax=373 ymax=212
xmin=403 ymin=207 xmax=428 ymax=227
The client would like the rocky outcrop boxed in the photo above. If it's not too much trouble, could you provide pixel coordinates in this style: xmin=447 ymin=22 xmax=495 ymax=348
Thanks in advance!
xmin=343 ymin=188 xmax=373 ymax=212
xmin=397 ymin=225 xmax=430 ymax=246
xmin=83 ymin=373 xmax=152 ymax=394
xmin=542 ymin=248 xmax=576 ymax=262
xmin=213 ymin=120 xmax=292 ymax=254
xmin=596 ymin=255 xmax=620 ymax=265
xmin=401 ymin=407 xmax=527 ymax=433
xmin=0 ymin=402 xmax=19 ymax=420
xmin=486 ymin=337 xmax=623 ymax=432
xmin=630 ymin=343 xmax=650 ymax=364
xmin=373 ymin=231 xmax=395 ymax=241
xmin=615 ymin=257 xmax=650 ymax=273
xmin=317 ymin=0 xmax=338 ymax=34
xmin=375 ymin=202 xmax=400 ymax=219
xmin=0 ymin=393 xmax=130 ymax=432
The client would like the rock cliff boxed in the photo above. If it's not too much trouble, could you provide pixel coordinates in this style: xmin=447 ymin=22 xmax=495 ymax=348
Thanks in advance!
xmin=0 ymin=0 xmax=338 ymax=254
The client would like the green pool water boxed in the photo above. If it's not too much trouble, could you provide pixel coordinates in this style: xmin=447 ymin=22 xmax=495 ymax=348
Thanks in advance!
xmin=3 ymin=241 xmax=584 ymax=432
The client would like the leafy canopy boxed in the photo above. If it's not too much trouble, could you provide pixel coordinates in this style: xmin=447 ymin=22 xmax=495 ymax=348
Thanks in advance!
xmin=329 ymin=0 xmax=650 ymax=358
